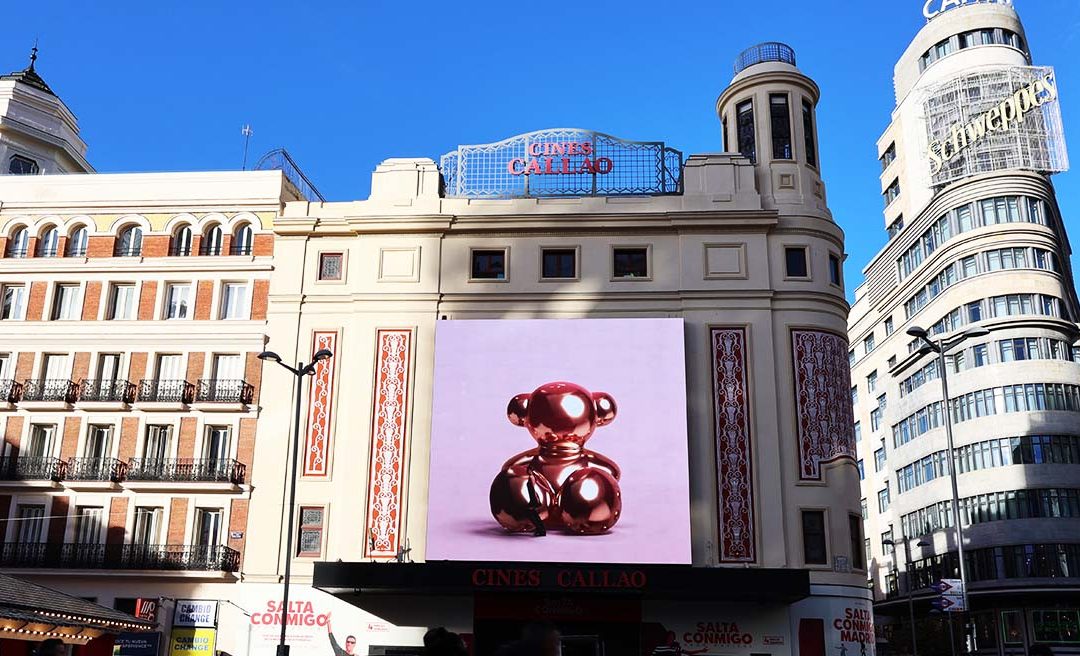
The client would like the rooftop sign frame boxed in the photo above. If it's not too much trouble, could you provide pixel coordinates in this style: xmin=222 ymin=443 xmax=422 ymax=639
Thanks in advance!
xmin=440 ymin=128 xmax=683 ymax=199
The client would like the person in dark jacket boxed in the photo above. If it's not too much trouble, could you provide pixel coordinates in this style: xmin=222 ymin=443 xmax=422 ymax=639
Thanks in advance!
xmin=326 ymin=617 xmax=357 ymax=656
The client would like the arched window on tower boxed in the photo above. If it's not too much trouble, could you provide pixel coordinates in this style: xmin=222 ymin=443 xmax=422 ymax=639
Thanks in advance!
xmin=201 ymin=225 xmax=223 ymax=256
xmin=67 ymin=226 xmax=88 ymax=257
xmin=115 ymin=226 xmax=143 ymax=257
xmin=171 ymin=225 xmax=193 ymax=256
xmin=6 ymin=228 xmax=29 ymax=258
xmin=231 ymin=224 xmax=253 ymax=256
xmin=37 ymin=227 xmax=59 ymax=257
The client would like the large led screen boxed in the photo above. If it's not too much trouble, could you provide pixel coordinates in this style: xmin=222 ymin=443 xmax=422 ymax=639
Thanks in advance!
xmin=426 ymin=318 xmax=691 ymax=564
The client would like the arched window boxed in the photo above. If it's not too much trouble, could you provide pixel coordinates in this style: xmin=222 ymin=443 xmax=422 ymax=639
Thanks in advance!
xmin=231 ymin=224 xmax=253 ymax=256
xmin=37 ymin=227 xmax=60 ymax=257
xmin=171 ymin=225 xmax=193 ymax=256
xmin=115 ymin=226 xmax=143 ymax=257
xmin=201 ymin=225 xmax=223 ymax=256
xmin=6 ymin=228 xmax=29 ymax=258
xmin=67 ymin=226 xmax=88 ymax=257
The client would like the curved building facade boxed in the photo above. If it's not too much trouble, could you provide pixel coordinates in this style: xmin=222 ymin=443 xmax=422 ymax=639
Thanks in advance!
xmin=850 ymin=2 xmax=1080 ymax=655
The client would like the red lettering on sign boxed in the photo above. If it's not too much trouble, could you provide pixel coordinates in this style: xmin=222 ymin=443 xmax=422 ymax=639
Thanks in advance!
xmin=507 ymin=142 xmax=613 ymax=177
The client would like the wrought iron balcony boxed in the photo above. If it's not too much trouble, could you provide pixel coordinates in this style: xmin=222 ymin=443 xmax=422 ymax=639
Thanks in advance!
xmin=4 ymin=247 xmax=28 ymax=258
xmin=20 ymin=379 xmax=77 ymax=403
xmin=126 ymin=458 xmax=246 ymax=484
xmin=78 ymin=379 xmax=135 ymax=403
xmin=0 ymin=542 xmax=240 ymax=572
xmin=66 ymin=457 xmax=127 ymax=483
xmin=169 ymin=244 xmax=193 ymax=256
xmin=229 ymin=244 xmax=253 ymax=256
xmin=136 ymin=379 xmax=194 ymax=404
xmin=734 ymin=42 xmax=797 ymax=74
xmin=198 ymin=244 xmax=223 ymax=256
xmin=195 ymin=379 xmax=253 ymax=404
xmin=0 ymin=379 xmax=20 ymax=403
xmin=0 ymin=456 xmax=67 ymax=481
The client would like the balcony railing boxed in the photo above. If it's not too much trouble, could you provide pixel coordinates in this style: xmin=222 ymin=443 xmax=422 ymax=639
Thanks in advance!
xmin=126 ymin=458 xmax=246 ymax=484
xmin=136 ymin=379 xmax=194 ymax=404
xmin=4 ymin=248 xmax=28 ymax=258
xmin=66 ymin=457 xmax=127 ymax=482
xmin=0 ymin=456 xmax=67 ymax=481
xmin=79 ymin=379 xmax=135 ymax=403
xmin=198 ymin=244 xmax=223 ymax=256
xmin=21 ymin=379 xmax=77 ymax=403
xmin=169 ymin=244 xmax=193 ymax=256
xmin=0 ymin=542 xmax=240 ymax=572
xmin=229 ymin=244 xmax=253 ymax=256
xmin=0 ymin=379 xmax=20 ymax=403
xmin=195 ymin=379 xmax=253 ymax=404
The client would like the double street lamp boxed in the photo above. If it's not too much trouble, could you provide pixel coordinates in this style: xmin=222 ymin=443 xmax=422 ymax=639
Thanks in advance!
xmin=883 ymin=536 xmax=931 ymax=656
xmin=900 ymin=324 xmax=990 ymax=655
xmin=258 ymin=347 xmax=334 ymax=656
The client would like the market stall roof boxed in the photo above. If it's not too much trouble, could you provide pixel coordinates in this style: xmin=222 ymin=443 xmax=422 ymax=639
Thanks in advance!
xmin=0 ymin=574 xmax=154 ymax=644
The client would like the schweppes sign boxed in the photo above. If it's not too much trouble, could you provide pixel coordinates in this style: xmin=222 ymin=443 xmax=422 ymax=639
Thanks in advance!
xmin=928 ymin=72 xmax=1058 ymax=175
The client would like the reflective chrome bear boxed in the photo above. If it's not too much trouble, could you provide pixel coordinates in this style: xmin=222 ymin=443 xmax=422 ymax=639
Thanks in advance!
xmin=489 ymin=381 xmax=622 ymax=535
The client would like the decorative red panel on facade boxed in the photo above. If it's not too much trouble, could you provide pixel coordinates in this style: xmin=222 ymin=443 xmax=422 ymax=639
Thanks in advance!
xmin=792 ymin=330 xmax=857 ymax=480
xmin=364 ymin=328 xmax=413 ymax=558
xmin=711 ymin=327 xmax=755 ymax=563
xmin=303 ymin=331 xmax=338 ymax=477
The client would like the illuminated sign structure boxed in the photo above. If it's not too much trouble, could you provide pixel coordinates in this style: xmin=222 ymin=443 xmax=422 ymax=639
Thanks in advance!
xmin=923 ymin=66 xmax=1069 ymax=185
xmin=440 ymin=128 xmax=682 ymax=198
xmin=923 ymin=0 xmax=1012 ymax=20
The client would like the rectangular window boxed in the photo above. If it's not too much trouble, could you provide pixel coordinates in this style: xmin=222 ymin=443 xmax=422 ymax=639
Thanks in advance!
xmin=854 ymin=421 xmax=862 ymax=443
xmin=888 ymin=217 xmax=905 ymax=240
xmin=297 ymin=506 xmax=325 ymax=557
xmin=736 ymin=100 xmax=756 ymax=163
xmin=801 ymin=99 xmax=818 ymax=167
xmin=883 ymin=178 xmax=901 ymax=207
xmin=885 ymin=317 xmax=895 ymax=335
xmin=74 ymin=506 xmax=104 ymax=544
xmin=15 ymin=504 xmax=45 ymax=543
xmin=867 ymin=371 xmax=878 ymax=393
xmin=785 ymin=247 xmax=809 ymax=278
xmin=107 ymin=284 xmax=136 ymax=320
xmin=194 ymin=508 xmax=224 ymax=548
xmin=864 ymin=334 xmax=876 ymax=355
xmin=857 ymin=460 xmax=865 ymax=480
xmin=828 ymin=254 xmax=842 ymax=286
xmin=875 ymin=448 xmax=887 ymax=472
xmin=881 ymin=528 xmax=894 ymax=555
xmin=801 ymin=510 xmax=827 ymax=565
xmin=204 ymin=425 xmax=232 ymax=464
xmin=27 ymin=424 xmax=56 ymax=458
xmin=613 ymin=248 xmax=649 ymax=279
xmin=164 ymin=284 xmax=191 ymax=320
xmin=132 ymin=507 xmax=163 ymax=546
xmin=318 ymin=253 xmax=344 ymax=281
xmin=861 ymin=499 xmax=868 ymax=520
xmin=878 ymin=485 xmax=891 ymax=513
xmin=143 ymin=424 xmax=172 ymax=460
xmin=51 ymin=284 xmax=80 ymax=320
xmin=471 ymin=249 xmax=507 ymax=280
xmin=851 ymin=386 xmax=859 ymax=406
xmin=220 ymin=283 xmax=250 ymax=319
xmin=880 ymin=143 xmax=896 ymax=171
xmin=1 ymin=285 xmax=27 ymax=320
xmin=849 ymin=514 xmax=865 ymax=570
xmin=770 ymin=94 xmax=792 ymax=160
xmin=541 ymin=249 xmax=577 ymax=280
xmin=84 ymin=425 xmax=112 ymax=459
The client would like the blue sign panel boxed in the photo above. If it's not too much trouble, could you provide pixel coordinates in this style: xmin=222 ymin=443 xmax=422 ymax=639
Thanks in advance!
xmin=440 ymin=128 xmax=683 ymax=199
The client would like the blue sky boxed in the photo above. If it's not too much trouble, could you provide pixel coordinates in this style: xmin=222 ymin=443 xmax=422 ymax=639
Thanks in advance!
xmin=4 ymin=0 xmax=1080 ymax=291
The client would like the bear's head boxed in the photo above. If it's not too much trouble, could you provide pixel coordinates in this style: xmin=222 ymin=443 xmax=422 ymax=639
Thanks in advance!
xmin=507 ymin=381 xmax=616 ymax=446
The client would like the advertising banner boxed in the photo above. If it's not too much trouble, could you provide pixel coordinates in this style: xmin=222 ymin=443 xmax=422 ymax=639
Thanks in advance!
xmin=168 ymin=628 xmax=216 ymax=656
xmin=113 ymin=633 xmax=161 ymax=656
xmin=641 ymin=602 xmax=790 ymax=656
xmin=790 ymin=591 xmax=876 ymax=656
xmin=173 ymin=601 xmax=217 ymax=628
xmin=426 ymin=318 xmax=691 ymax=564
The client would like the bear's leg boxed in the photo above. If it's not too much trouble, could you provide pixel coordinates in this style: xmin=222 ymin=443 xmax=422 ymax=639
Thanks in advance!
xmin=489 ymin=465 xmax=555 ymax=534
xmin=557 ymin=468 xmax=622 ymax=535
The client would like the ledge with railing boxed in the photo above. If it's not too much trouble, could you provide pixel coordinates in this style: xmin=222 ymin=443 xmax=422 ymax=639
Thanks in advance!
xmin=20 ymin=379 xmax=77 ymax=403
xmin=0 ymin=456 xmax=67 ymax=481
xmin=126 ymin=458 xmax=246 ymax=484
xmin=78 ymin=379 xmax=135 ymax=404
xmin=0 ymin=542 xmax=240 ymax=572
xmin=0 ymin=380 xmax=20 ymax=403
xmin=195 ymin=379 xmax=253 ymax=404
xmin=65 ymin=457 xmax=128 ymax=483
xmin=136 ymin=379 xmax=194 ymax=404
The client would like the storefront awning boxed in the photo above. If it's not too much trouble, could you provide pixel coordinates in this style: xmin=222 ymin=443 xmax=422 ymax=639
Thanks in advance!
xmin=314 ymin=561 xmax=810 ymax=603
xmin=0 ymin=574 xmax=155 ymax=644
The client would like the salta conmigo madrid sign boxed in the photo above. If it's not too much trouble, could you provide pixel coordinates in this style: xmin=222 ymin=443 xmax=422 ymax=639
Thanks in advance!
xmin=439 ymin=128 xmax=683 ymax=199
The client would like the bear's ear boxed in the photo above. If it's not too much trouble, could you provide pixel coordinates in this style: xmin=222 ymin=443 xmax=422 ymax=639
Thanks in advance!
xmin=507 ymin=393 xmax=530 ymax=426
xmin=593 ymin=392 xmax=617 ymax=426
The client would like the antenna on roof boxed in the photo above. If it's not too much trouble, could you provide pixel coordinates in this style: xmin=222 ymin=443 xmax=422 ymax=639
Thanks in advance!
xmin=241 ymin=124 xmax=254 ymax=170
xmin=28 ymin=39 xmax=39 ymax=71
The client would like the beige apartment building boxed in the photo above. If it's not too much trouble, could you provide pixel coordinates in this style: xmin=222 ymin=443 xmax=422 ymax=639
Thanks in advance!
xmin=849 ymin=1 xmax=1080 ymax=655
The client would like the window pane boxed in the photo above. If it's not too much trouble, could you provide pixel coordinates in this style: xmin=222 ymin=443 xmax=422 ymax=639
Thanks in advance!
xmin=542 ymin=249 xmax=576 ymax=279
xmin=471 ymin=250 xmax=506 ymax=280
xmin=802 ymin=510 xmax=827 ymax=564
xmin=613 ymin=248 xmax=648 ymax=278
xmin=770 ymin=94 xmax=792 ymax=159
xmin=736 ymin=100 xmax=756 ymax=163
xmin=319 ymin=253 xmax=343 ymax=281
xmin=803 ymin=100 xmax=818 ymax=167
xmin=165 ymin=284 xmax=190 ymax=320
xmin=221 ymin=283 xmax=250 ymax=319
xmin=785 ymin=248 xmax=808 ymax=278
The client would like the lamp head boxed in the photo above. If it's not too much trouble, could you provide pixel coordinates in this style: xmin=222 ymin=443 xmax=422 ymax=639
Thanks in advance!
xmin=906 ymin=326 xmax=928 ymax=339
xmin=917 ymin=540 xmax=931 ymax=547
xmin=258 ymin=351 xmax=282 ymax=363
xmin=963 ymin=327 xmax=991 ymax=339
xmin=313 ymin=349 xmax=334 ymax=362
xmin=882 ymin=538 xmax=896 ymax=546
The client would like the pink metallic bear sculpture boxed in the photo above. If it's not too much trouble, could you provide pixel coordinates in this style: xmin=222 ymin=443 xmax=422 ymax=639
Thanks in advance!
xmin=489 ymin=381 xmax=622 ymax=536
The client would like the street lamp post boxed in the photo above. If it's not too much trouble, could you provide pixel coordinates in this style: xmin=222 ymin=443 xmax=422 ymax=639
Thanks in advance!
xmin=904 ymin=325 xmax=990 ymax=655
xmin=259 ymin=347 xmax=334 ymax=656
xmin=884 ymin=536 xmax=931 ymax=656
